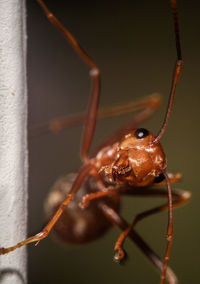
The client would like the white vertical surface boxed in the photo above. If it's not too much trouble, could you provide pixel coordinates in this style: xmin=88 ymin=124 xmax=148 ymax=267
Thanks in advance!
xmin=0 ymin=1 xmax=27 ymax=284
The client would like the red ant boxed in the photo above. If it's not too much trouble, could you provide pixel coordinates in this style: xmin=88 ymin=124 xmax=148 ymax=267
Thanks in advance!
xmin=0 ymin=1 xmax=191 ymax=283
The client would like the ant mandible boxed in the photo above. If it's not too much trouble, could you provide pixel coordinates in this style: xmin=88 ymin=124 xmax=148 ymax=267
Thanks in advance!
xmin=0 ymin=1 xmax=191 ymax=284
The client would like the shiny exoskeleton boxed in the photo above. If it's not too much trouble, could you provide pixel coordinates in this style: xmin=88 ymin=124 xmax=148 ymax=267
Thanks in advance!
xmin=97 ymin=128 xmax=166 ymax=186
xmin=0 ymin=1 xmax=191 ymax=284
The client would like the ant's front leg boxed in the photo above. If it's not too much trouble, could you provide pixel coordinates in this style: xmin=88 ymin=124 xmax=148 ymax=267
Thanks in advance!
xmin=113 ymin=185 xmax=190 ymax=280
xmin=0 ymin=164 xmax=92 ymax=255
xmin=79 ymin=174 xmax=129 ymax=209
xmin=79 ymin=172 xmax=183 ymax=210
xmin=98 ymin=201 xmax=179 ymax=284
xmin=80 ymin=187 xmax=124 ymax=209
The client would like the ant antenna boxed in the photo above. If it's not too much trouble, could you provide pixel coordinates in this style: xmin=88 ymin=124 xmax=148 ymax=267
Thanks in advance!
xmin=154 ymin=0 xmax=183 ymax=143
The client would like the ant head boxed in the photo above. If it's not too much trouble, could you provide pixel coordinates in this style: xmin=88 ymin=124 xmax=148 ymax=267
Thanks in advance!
xmin=111 ymin=128 xmax=166 ymax=186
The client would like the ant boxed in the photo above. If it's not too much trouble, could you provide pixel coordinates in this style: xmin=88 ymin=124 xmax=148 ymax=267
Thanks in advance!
xmin=0 ymin=0 xmax=191 ymax=283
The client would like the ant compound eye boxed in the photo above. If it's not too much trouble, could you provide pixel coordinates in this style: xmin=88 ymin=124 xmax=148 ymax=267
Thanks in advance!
xmin=134 ymin=128 xmax=149 ymax=139
xmin=154 ymin=173 xmax=165 ymax=183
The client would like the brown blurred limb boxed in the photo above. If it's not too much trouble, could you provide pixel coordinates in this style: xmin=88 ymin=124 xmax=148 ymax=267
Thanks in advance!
xmin=94 ymin=93 xmax=161 ymax=153
xmin=30 ymin=93 xmax=161 ymax=137
xmin=36 ymin=0 xmax=100 ymax=162
xmin=98 ymin=202 xmax=179 ymax=284
xmin=80 ymin=68 xmax=100 ymax=161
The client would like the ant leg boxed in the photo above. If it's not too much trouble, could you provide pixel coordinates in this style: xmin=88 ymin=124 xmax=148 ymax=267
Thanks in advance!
xmin=80 ymin=186 xmax=124 ymax=209
xmin=30 ymin=93 xmax=161 ymax=137
xmin=114 ymin=185 xmax=190 ymax=283
xmin=80 ymin=172 xmax=182 ymax=209
xmin=161 ymin=172 xmax=173 ymax=284
xmin=36 ymin=0 xmax=100 ymax=162
xmin=95 ymin=93 xmax=162 ymax=153
xmin=98 ymin=201 xmax=178 ymax=284
xmin=79 ymin=175 xmax=128 ymax=209
xmin=114 ymin=188 xmax=190 ymax=259
xmin=0 ymin=164 xmax=93 ymax=255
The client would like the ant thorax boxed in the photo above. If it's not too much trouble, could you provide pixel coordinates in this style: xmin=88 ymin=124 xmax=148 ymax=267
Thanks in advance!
xmin=96 ymin=128 xmax=166 ymax=187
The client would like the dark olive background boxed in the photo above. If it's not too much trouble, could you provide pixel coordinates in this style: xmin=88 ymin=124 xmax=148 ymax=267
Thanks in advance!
xmin=27 ymin=1 xmax=199 ymax=283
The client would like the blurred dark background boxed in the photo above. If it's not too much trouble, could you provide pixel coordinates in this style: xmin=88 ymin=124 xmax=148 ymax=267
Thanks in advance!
xmin=27 ymin=1 xmax=199 ymax=283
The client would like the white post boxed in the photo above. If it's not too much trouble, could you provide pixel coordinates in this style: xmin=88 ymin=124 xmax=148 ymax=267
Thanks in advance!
xmin=0 ymin=1 xmax=27 ymax=284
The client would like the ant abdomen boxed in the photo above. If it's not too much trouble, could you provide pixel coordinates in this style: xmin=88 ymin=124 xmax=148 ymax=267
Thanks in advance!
xmin=44 ymin=173 xmax=120 ymax=244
